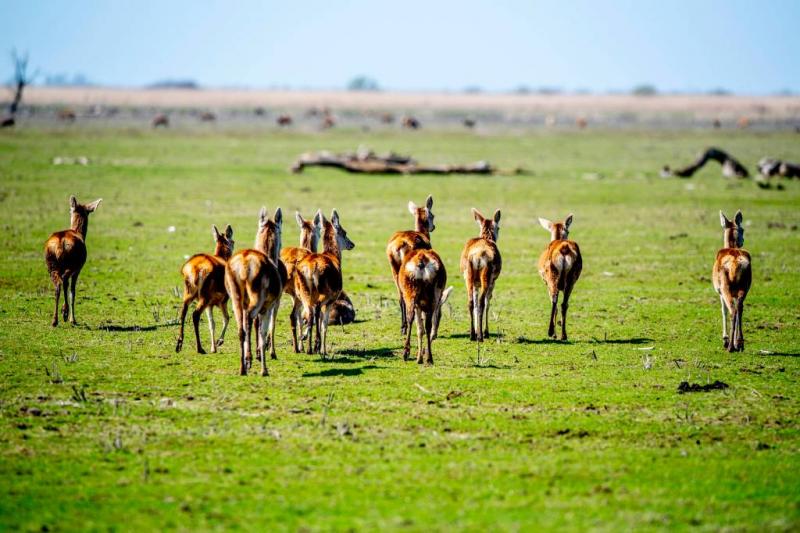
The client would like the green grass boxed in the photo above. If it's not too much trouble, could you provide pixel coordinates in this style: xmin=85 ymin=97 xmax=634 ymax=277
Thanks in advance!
xmin=0 ymin=127 xmax=799 ymax=531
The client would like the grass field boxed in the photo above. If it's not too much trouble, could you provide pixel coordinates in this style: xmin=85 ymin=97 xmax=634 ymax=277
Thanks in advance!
xmin=0 ymin=127 xmax=799 ymax=531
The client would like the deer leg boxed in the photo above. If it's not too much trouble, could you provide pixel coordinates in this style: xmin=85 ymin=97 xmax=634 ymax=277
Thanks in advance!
xmin=268 ymin=300 xmax=279 ymax=360
xmin=51 ymin=277 xmax=62 ymax=327
xmin=290 ymin=297 xmax=300 ymax=353
xmin=244 ymin=311 xmax=255 ymax=371
xmin=467 ymin=279 xmax=476 ymax=341
xmin=727 ymin=300 xmax=738 ymax=353
xmin=206 ymin=308 xmax=217 ymax=353
xmin=68 ymin=273 xmax=79 ymax=324
xmin=402 ymin=301 xmax=414 ymax=361
xmin=314 ymin=305 xmax=322 ymax=354
xmin=176 ymin=298 xmax=190 ymax=352
xmin=258 ymin=312 xmax=271 ymax=376
xmin=320 ymin=305 xmax=332 ymax=357
xmin=216 ymin=303 xmax=229 ymax=349
xmin=560 ymin=284 xmax=573 ymax=341
xmin=304 ymin=305 xmax=315 ymax=355
xmin=476 ymin=286 xmax=485 ymax=343
xmin=393 ymin=266 xmax=407 ymax=335
xmin=424 ymin=311 xmax=434 ymax=365
xmin=548 ymin=289 xmax=559 ymax=339
xmin=483 ymin=284 xmax=493 ymax=339
xmin=415 ymin=310 xmax=425 ymax=364
xmin=192 ymin=305 xmax=206 ymax=354
xmin=719 ymin=293 xmax=729 ymax=349
xmin=736 ymin=297 xmax=745 ymax=352
xmin=61 ymin=276 xmax=70 ymax=322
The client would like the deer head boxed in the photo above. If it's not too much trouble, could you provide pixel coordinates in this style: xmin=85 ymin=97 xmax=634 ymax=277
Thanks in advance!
xmin=408 ymin=195 xmax=435 ymax=234
xmin=472 ymin=208 xmax=501 ymax=241
xmin=212 ymin=224 xmax=234 ymax=260
xmin=720 ymin=210 xmax=744 ymax=248
xmin=538 ymin=214 xmax=573 ymax=242
xmin=69 ymin=195 xmax=102 ymax=238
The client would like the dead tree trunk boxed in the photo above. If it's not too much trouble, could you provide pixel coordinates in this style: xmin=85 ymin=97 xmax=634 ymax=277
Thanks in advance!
xmin=4 ymin=50 xmax=36 ymax=126
xmin=662 ymin=147 xmax=749 ymax=178
xmin=291 ymin=149 xmax=494 ymax=175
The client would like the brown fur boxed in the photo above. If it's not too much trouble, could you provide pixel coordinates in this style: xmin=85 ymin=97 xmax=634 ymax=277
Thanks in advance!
xmin=328 ymin=291 xmax=356 ymax=325
xmin=280 ymin=211 xmax=320 ymax=353
xmin=175 ymin=225 xmax=233 ymax=354
xmin=537 ymin=214 xmax=582 ymax=341
xmin=460 ymin=208 xmax=502 ymax=341
xmin=294 ymin=210 xmax=355 ymax=356
xmin=712 ymin=210 xmax=752 ymax=352
xmin=44 ymin=196 xmax=101 ymax=326
xmin=398 ymin=249 xmax=452 ymax=364
xmin=386 ymin=195 xmax=435 ymax=335
xmin=224 ymin=208 xmax=284 ymax=376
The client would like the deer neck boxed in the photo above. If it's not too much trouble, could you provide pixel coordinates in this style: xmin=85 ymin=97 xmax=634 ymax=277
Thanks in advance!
xmin=214 ymin=242 xmax=232 ymax=260
xmin=70 ymin=213 xmax=88 ymax=240
xmin=256 ymin=227 xmax=281 ymax=264
xmin=723 ymin=228 xmax=738 ymax=249
xmin=300 ymin=227 xmax=318 ymax=252
xmin=322 ymin=224 xmax=341 ymax=263
xmin=414 ymin=217 xmax=429 ymax=238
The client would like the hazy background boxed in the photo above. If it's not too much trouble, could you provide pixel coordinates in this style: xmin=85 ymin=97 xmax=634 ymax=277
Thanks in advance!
xmin=2 ymin=0 xmax=799 ymax=94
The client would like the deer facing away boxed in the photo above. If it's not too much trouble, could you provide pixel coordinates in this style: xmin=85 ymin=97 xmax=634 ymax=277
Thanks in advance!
xmin=44 ymin=196 xmax=102 ymax=326
xmin=175 ymin=224 xmax=234 ymax=354
xmin=713 ymin=210 xmax=752 ymax=352
xmin=537 ymin=214 xmax=582 ymax=341
xmin=460 ymin=208 xmax=502 ymax=342
xmin=280 ymin=211 xmax=320 ymax=353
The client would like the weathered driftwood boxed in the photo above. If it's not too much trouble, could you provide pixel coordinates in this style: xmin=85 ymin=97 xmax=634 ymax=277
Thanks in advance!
xmin=291 ymin=148 xmax=494 ymax=175
xmin=661 ymin=147 xmax=749 ymax=178
xmin=758 ymin=157 xmax=800 ymax=179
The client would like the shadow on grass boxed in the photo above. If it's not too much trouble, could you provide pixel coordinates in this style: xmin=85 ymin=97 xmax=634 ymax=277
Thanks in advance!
xmin=589 ymin=337 xmax=654 ymax=345
xmin=338 ymin=347 xmax=397 ymax=359
xmin=761 ymin=351 xmax=800 ymax=357
xmin=302 ymin=365 xmax=378 ymax=378
xmin=92 ymin=322 xmax=177 ymax=332
xmin=445 ymin=333 xmax=503 ymax=340
xmin=516 ymin=337 xmax=572 ymax=345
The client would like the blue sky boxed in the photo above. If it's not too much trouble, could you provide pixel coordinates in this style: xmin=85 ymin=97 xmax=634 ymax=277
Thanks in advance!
xmin=1 ymin=0 xmax=798 ymax=94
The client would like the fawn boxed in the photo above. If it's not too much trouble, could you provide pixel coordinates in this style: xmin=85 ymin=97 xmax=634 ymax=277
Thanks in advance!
xmin=175 ymin=224 xmax=234 ymax=354
xmin=460 ymin=208 xmax=502 ymax=341
xmin=294 ymin=210 xmax=355 ymax=356
xmin=538 ymin=214 xmax=582 ymax=340
xmin=713 ymin=210 xmax=752 ymax=352
xmin=280 ymin=211 xmax=321 ymax=353
xmin=387 ymin=195 xmax=435 ymax=334
xmin=224 ymin=208 xmax=285 ymax=376
xmin=44 ymin=196 xmax=102 ymax=326
xmin=399 ymin=249 xmax=453 ymax=364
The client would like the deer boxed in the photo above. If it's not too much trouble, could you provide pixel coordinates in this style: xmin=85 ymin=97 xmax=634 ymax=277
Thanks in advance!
xmin=44 ymin=196 xmax=102 ymax=327
xmin=460 ymin=208 xmax=502 ymax=342
xmin=175 ymin=224 xmax=234 ymax=354
xmin=537 ymin=214 xmax=582 ymax=341
xmin=294 ymin=210 xmax=355 ymax=356
xmin=386 ymin=196 xmax=435 ymax=335
xmin=399 ymin=249 xmax=453 ymax=364
xmin=280 ymin=211 xmax=320 ymax=353
xmin=713 ymin=210 xmax=752 ymax=352
xmin=224 ymin=208 xmax=285 ymax=376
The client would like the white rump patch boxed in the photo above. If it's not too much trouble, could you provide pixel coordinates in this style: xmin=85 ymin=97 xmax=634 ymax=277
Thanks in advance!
xmin=406 ymin=259 xmax=439 ymax=281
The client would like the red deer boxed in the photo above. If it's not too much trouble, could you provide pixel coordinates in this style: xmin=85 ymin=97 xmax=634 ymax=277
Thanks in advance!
xmin=57 ymin=108 xmax=76 ymax=122
xmin=294 ymin=210 xmax=355 ymax=356
xmin=152 ymin=114 xmax=169 ymax=128
xmin=44 ymin=196 xmax=102 ymax=326
xmin=321 ymin=112 xmax=336 ymax=129
xmin=328 ymin=291 xmax=355 ymax=325
xmin=460 ymin=208 xmax=502 ymax=341
xmin=224 ymin=208 xmax=285 ymax=376
xmin=200 ymin=111 xmax=216 ymax=122
xmin=386 ymin=196 xmax=435 ymax=334
xmin=280 ymin=211 xmax=320 ymax=353
xmin=463 ymin=118 xmax=476 ymax=129
xmin=402 ymin=116 xmax=420 ymax=129
xmin=175 ymin=225 xmax=234 ymax=354
xmin=399 ymin=249 xmax=453 ymax=364
xmin=277 ymin=114 xmax=293 ymax=127
xmin=713 ymin=210 xmax=752 ymax=352
xmin=537 ymin=214 xmax=582 ymax=340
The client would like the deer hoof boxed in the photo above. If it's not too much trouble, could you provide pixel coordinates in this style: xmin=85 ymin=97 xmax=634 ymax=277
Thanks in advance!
xmin=175 ymin=339 xmax=183 ymax=352
xmin=51 ymin=319 xmax=58 ymax=327
xmin=722 ymin=336 xmax=729 ymax=349
xmin=62 ymin=307 xmax=69 ymax=321
xmin=261 ymin=368 xmax=269 ymax=377
xmin=215 ymin=338 xmax=224 ymax=348
xmin=270 ymin=353 xmax=277 ymax=360
xmin=197 ymin=347 xmax=206 ymax=355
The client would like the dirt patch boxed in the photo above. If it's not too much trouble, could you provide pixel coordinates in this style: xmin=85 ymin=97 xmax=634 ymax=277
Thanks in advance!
xmin=677 ymin=380 xmax=729 ymax=393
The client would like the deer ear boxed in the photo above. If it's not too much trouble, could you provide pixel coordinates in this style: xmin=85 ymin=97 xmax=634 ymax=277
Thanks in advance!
xmin=86 ymin=199 xmax=102 ymax=212
xmin=493 ymin=209 xmax=502 ymax=224
xmin=331 ymin=209 xmax=340 ymax=226
xmin=426 ymin=195 xmax=434 ymax=209
xmin=441 ymin=286 xmax=454 ymax=305
xmin=295 ymin=211 xmax=304 ymax=228
xmin=538 ymin=217 xmax=552 ymax=231
xmin=273 ymin=207 xmax=283 ymax=226
xmin=259 ymin=206 xmax=268 ymax=226
xmin=70 ymin=196 xmax=78 ymax=210
xmin=212 ymin=224 xmax=221 ymax=239
xmin=734 ymin=210 xmax=743 ymax=225
xmin=314 ymin=209 xmax=323 ymax=228
xmin=472 ymin=208 xmax=484 ymax=223
xmin=719 ymin=211 xmax=729 ymax=227
xmin=564 ymin=214 xmax=573 ymax=229
xmin=225 ymin=225 xmax=233 ymax=239
xmin=408 ymin=201 xmax=418 ymax=215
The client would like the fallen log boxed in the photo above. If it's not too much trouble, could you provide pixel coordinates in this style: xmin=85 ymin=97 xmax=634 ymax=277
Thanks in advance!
xmin=758 ymin=157 xmax=800 ymax=179
xmin=661 ymin=147 xmax=749 ymax=178
xmin=291 ymin=148 xmax=494 ymax=175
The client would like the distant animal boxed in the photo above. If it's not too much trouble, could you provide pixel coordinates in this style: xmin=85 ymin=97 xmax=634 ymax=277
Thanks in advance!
xmin=321 ymin=113 xmax=336 ymax=129
xmin=200 ymin=111 xmax=216 ymax=122
xmin=380 ymin=112 xmax=395 ymax=124
xmin=712 ymin=210 xmax=752 ymax=352
xmin=277 ymin=114 xmax=293 ymax=127
xmin=254 ymin=107 xmax=266 ymax=116
xmin=176 ymin=224 xmax=234 ymax=354
xmin=224 ymin=208 xmax=285 ymax=376
xmin=152 ymin=114 xmax=169 ymax=128
xmin=399 ymin=248 xmax=453 ymax=364
xmin=0 ymin=116 xmax=14 ymax=128
xmin=402 ymin=116 xmax=420 ymax=129
xmin=537 ymin=214 xmax=582 ymax=341
xmin=712 ymin=119 xmax=722 ymax=129
xmin=737 ymin=116 xmax=750 ymax=129
xmin=294 ymin=210 xmax=355 ymax=356
xmin=460 ymin=208 xmax=502 ymax=341
xmin=280 ymin=211 xmax=320 ymax=353
xmin=328 ymin=291 xmax=356 ymax=325
xmin=44 ymin=196 xmax=102 ymax=326
xmin=575 ymin=117 xmax=588 ymax=129
xmin=57 ymin=108 xmax=76 ymax=122
xmin=386 ymin=196 xmax=435 ymax=335
xmin=463 ymin=118 xmax=476 ymax=128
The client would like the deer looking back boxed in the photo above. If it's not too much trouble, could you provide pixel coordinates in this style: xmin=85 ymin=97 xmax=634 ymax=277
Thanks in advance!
xmin=44 ymin=195 xmax=102 ymax=326
xmin=537 ymin=214 xmax=582 ymax=341
xmin=713 ymin=210 xmax=752 ymax=352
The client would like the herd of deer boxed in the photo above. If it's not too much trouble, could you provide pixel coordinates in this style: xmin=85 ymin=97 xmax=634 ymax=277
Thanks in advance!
xmin=44 ymin=195 xmax=753 ymax=376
